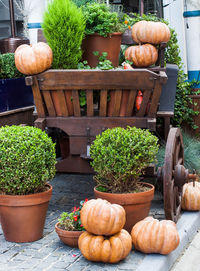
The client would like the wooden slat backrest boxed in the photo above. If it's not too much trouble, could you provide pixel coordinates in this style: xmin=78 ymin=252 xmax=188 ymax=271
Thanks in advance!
xmin=28 ymin=69 xmax=167 ymax=118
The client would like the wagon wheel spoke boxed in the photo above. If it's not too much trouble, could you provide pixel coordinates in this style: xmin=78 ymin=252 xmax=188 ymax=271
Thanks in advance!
xmin=163 ymin=128 xmax=184 ymax=222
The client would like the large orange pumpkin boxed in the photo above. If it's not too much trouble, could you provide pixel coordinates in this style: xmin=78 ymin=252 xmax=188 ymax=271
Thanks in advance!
xmin=15 ymin=42 xmax=53 ymax=75
xmin=124 ymin=44 xmax=158 ymax=67
xmin=181 ymin=181 xmax=200 ymax=211
xmin=80 ymin=198 xmax=126 ymax=235
xmin=132 ymin=21 xmax=171 ymax=44
xmin=131 ymin=217 xmax=180 ymax=254
xmin=78 ymin=229 xmax=132 ymax=263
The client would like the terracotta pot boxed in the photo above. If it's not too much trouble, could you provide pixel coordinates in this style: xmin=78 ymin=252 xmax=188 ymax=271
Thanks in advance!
xmin=94 ymin=182 xmax=155 ymax=233
xmin=55 ymin=222 xmax=84 ymax=247
xmin=82 ymin=32 xmax=122 ymax=67
xmin=0 ymin=184 xmax=52 ymax=243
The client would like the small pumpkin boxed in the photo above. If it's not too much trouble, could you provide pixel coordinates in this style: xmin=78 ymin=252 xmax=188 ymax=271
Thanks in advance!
xmin=132 ymin=21 xmax=171 ymax=44
xmin=78 ymin=229 xmax=132 ymax=263
xmin=15 ymin=42 xmax=53 ymax=75
xmin=181 ymin=181 xmax=200 ymax=211
xmin=80 ymin=198 xmax=126 ymax=235
xmin=131 ymin=217 xmax=180 ymax=255
xmin=124 ymin=44 xmax=158 ymax=68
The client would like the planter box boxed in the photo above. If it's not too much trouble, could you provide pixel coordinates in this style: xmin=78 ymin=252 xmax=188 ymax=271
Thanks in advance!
xmin=0 ymin=77 xmax=34 ymax=112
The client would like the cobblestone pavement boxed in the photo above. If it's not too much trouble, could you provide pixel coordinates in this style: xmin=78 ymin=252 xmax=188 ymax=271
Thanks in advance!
xmin=0 ymin=174 xmax=165 ymax=271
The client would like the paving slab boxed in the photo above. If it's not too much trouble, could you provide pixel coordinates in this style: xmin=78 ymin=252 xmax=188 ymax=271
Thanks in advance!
xmin=0 ymin=173 xmax=199 ymax=271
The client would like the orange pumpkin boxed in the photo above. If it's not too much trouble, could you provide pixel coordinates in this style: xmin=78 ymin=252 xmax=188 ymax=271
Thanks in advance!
xmin=181 ymin=181 xmax=200 ymax=211
xmin=78 ymin=229 xmax=132 ymax=263
xmin=132 ymin=21 xmax=171 ymax=44
xmin=80 ymin=198 xmax=126 ymax=235
xmin=131 ymin=217 xmax=180 ymax=254
xmin=15 ymin=42 xmax=53 ymax=75
xmin=124 ymin=44 xmax=158 ymax=68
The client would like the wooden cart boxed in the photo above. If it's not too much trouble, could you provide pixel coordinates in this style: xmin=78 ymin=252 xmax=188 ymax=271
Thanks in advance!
xmin=26 ymin=67 xmax=197 ymax=223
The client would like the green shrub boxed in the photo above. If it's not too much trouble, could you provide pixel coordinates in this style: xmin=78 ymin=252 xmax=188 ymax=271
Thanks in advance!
xmin=0 ymin=126 xmax=56 ymax=195
xmin=82 ymin=3 xmax=124 ymax=37
xmin=42 ymin=0 xmax=86 ymax=69
xmin=90 ymin=126 xmax=159 ymax=193
xmin=0 ymin=53 xmax=24 ymax=79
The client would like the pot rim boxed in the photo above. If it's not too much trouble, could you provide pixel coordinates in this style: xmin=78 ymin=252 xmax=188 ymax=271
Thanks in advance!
xmin=94 ymin=182 xmax=154 ymax=195
xmin=85 ymin=32 xmax=123 ymax=37
xmin=94 ymin=182 xmax=155 ymax=204
xmin=0 ymin=183 xmax=52 ymax=207
xmin=55 ymin=222 xmax=84 ymax=235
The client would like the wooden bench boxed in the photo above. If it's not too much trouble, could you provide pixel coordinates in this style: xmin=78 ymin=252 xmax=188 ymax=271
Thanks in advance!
xmin=26 ymin=68 xmax=167 ymax=173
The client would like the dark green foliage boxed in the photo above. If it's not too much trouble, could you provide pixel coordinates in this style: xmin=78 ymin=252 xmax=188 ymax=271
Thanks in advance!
xmin=72 ymin=0 xmax=95 ymax=8
xmin=0 ymin=53 xmax=24 ymax=79
xmin=82 ymin=3 xmax=123 ymax=37
xmin=0 ymin=126 xmax=56 ymax=195
xmin=120 ymin=13 xmax=199 ymax=129
xmin=42 ymin=0 xmax=86 ymax=69
xmin=90 ymin=126 xmax=159 ymax=193
xmin=156 ymin=131 xmax=200 ymax=174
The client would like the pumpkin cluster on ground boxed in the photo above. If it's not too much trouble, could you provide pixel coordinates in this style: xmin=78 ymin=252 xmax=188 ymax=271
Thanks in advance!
xmin=79 ymin=198 xmax=132 ymax=263
xmin=78 ymin=199 xmax=180 ymax=263
xmin=125 ymin=20 xmax=170 ymax=67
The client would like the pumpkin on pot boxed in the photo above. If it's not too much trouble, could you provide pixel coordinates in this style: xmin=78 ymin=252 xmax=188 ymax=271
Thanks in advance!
xmin=15 ymin=42 xmax=53 ymax=75
xmin=131 ymin=217 xmax=180 ymax=255
xmin=78 ymin=229 xmax=132 ymax=263
xmin=131 ymin=21 xmax=171 ymax=44
xmin=181 ymin=181 xmax=200 ymax=211
xmin=124 ymin=44 xmax=158 ymax=68
xmin=80 ymin=198 xmax=126 ymax=235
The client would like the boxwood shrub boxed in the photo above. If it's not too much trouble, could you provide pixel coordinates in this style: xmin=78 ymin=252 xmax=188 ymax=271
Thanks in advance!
xmin=0 ymin=126 xmax=56 ymax=195
xmin=90 ymin=126 xmax=159 ymax=193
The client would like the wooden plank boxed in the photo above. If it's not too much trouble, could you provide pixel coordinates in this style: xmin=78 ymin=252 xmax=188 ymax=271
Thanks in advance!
xmin=112 ymin=90 xmax=122 ymax=116
xmin=86 ymin=90 xmax=93 ymax=117
xmin=126 ymin=90 xmax=137 ymax=116
xmin=72 ymin=90 xmax=81 ymax=117
xmin=136 ymin=90 xmax=151 ymax=117
xmin=45 ymin=116 xmax=156 ymax=136
xmin=56 ymin=89 xmax=68 ymax=116
xmin=148 ymin=79 xmax=163 ymax=117
xmin=42 ymin=90 xmax=56 ymax=117
xmin=37 ymin=70 xmax=159 ymax=90
xmin=32 ymin=76 xmax=46 ymax=117
xmin=100 ymin=89 xmax=107 ymax=117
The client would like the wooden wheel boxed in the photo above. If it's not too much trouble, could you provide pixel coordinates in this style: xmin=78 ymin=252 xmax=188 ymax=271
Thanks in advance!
xmin=163 ymin=128 xmax=184 ymax=222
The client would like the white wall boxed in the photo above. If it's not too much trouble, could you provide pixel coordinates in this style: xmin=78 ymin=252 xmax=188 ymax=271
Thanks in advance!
xmin=163 ymin=0 xmax=188 ymax=73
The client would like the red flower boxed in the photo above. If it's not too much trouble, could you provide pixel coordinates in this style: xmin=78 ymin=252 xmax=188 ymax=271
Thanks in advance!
xmin=73 ymin=215 xmax=78 ymax=221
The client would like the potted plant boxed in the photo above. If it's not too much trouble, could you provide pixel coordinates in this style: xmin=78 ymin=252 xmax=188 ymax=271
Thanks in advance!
xmin=0 ymin=125 xmax=56 ymax=243
xmin=0 ymin=53 xmax=34 ymax=112
xmin=55 ymin=199 xmax=88 ymax=247
xmin=90 ymin=126 xmax=159 ymax=232
xmin=81 ymin=2 xmax=127 ymax=67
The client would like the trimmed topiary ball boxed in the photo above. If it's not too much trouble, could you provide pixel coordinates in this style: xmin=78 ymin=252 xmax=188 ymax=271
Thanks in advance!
xmin=90 ymin=126 xmax=159 ymax=193
xmin=0 ymin=125 xmax=56 ymax=195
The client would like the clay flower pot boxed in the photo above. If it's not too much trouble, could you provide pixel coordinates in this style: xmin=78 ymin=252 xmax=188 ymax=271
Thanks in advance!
xmin=55 ymin=222 xmax=84 ymax=247
xmin=82 ymin=32 xmax=122 ymax=67
xmin=0 ymin=184 xmax=52 ymax=243
xmin=94 ymin=182 xmax=155 ymax=233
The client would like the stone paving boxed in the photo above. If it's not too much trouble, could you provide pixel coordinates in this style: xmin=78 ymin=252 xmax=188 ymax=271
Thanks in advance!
xmin=0 ymin=173 xmax=165 ymax=271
